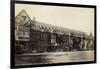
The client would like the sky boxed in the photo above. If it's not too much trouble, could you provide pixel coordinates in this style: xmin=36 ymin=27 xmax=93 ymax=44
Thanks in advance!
xmin=15 ymin=3 xmax=94 ymax=36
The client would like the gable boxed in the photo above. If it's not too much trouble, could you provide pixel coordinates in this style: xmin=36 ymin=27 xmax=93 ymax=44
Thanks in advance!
xmin=15 ymin=9 xmax=32 ymax=26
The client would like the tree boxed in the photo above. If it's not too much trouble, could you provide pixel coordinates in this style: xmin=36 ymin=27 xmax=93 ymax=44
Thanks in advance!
xmin=87 ymin=32 xmax=94 ymax=50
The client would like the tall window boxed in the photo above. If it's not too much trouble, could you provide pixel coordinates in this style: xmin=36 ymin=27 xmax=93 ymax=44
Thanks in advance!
xmin=51 ymin=34 xmax=56 ymax=43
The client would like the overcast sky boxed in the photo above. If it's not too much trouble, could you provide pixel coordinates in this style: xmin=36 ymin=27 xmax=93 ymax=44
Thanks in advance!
xmin=15 ymin=3 xmax=94 ymax=36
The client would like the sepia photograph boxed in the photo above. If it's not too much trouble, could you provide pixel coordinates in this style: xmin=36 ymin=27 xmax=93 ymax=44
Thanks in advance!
xmin=11 ymin=0 xmax=96 ymax=68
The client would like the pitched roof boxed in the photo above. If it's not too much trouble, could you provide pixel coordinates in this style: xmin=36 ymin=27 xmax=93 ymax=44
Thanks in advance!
xmin=31 ymin=20 xmax=87 ymax=36
xmin=15 ymin=9 xmax=87 ymax=37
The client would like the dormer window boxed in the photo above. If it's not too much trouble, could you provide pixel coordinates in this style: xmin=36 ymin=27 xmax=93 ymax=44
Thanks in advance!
xmin=21 ymin=15 xmax=27 ymax=21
